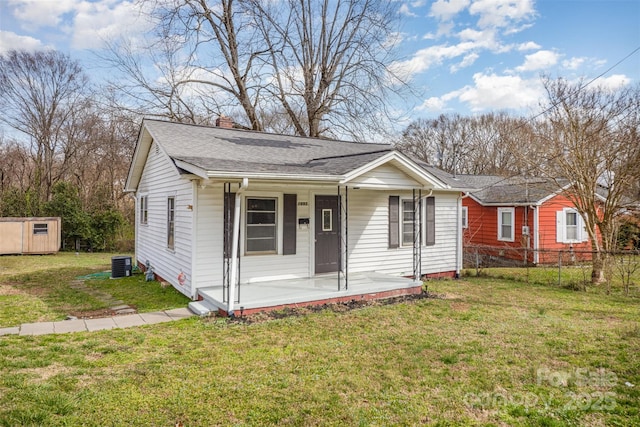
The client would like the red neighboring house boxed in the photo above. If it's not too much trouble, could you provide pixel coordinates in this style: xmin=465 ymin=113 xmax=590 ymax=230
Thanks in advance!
xmin=458 ymin=175 xmax=597 ymax=264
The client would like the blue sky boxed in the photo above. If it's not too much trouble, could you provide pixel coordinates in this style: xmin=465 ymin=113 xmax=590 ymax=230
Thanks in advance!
xmin=1 ymin=0 xmax=638 ymax=121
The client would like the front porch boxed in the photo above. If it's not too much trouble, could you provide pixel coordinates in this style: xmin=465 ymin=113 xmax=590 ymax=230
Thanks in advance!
xmin=193 ymin=272 xmax=422 ymax=317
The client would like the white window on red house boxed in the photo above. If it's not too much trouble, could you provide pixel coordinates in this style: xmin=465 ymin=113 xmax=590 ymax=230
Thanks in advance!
xmin=462 ymin=206 xmax=468 ymax=229
xmin=498 ymin=207 xmax=514 ymax=242
xmin=557 ymin=208 xmax=588 ymax=243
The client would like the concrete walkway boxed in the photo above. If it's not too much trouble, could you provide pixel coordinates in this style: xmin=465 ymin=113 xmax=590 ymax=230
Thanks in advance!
xmin=0 ymin=308 xmax=194 ymax=337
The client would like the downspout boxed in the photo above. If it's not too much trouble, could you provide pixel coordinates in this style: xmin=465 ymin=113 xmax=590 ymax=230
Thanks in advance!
xmin=457 ymin=191 xmax=471 ymax=277
xmin=228 ymin=178 xmax=248 ymax=316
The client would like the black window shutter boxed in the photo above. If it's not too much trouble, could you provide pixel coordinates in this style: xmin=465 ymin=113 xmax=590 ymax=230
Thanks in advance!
xmin=224 ymin=192 xmax=236 ymax=257
xmin=389 ymin=196 xmax=399 ymax=248
xmin=425 ymin=196 xmax=435 ymax=246
xmin=283 ymin=194 xmax=297 ymax=255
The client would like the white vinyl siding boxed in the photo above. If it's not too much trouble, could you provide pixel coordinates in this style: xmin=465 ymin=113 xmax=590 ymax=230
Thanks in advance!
xmin=556 ymin=208 xmax=588 ymax=243
xmin=349 ymin=190 xmax=458 ymax=276
xmin=135 ymin=141 xmax=193 ymax=297
xmin=349 ymin=164 xmax=422 ymax=188
xmin=498 ymin=207 xmax=515 ymax=242
xmin=194 ymin=185 xmax=310 ymax=286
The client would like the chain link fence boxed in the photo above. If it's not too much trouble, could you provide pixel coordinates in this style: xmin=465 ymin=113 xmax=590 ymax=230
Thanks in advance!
xmin=463 ymin=244 xmax=640 ymax=296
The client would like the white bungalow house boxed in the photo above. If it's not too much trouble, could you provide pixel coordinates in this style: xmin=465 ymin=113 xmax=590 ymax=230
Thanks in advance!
xmin=125 ymin=119 xmax=468 ymax=316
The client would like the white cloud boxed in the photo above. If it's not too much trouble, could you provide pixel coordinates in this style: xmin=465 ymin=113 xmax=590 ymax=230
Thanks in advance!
xmin=399 ymin=4 xmax=417 ymax=17
xmin=457 ymin=27 xmax=499 ymax=50
xmin=0 ymin=31 xmax=48 ymax=53
xmin=436 ymin=21 xmax=455 ymax=37
xmin=450 ymin=52 xmax=479 ymax=72
xmin=390 ymin=41 xmax=479 ymax=79
xmin=430 ymin=0 xmax=470 ymax=21
xmin=417 ymin=96 xmax=447 ymax=112
xmin=6 ymin=0 xmax=153 ymax=51
xmin=384 ymin=32 xmax=406 ymax=49
xmin=515 ymin=50 xmax=559 ymax=72
xmin=596 ymin=74 xmax=631 ymax=90
xmin=455 ymin=72 xmax=542 ymax=111
xmin=562 ymin=57 xmax=586 ymax=70
xmin=8 ymin=0 xmax=78 ymax=29
xmin=469 ymin=0 xmax=536 ymax=29
xmin=72 ymin=1 xmax=153 ymax=50
xmin=517 ymin=41 xmax=540 ymax=51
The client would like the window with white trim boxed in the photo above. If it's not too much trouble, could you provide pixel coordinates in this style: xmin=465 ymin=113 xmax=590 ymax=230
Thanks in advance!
xmin=246 ymin=197 xmax=277 ymax=254
xmin=140 ymin=195 xmax=148 ymax=225
xmin=461 ymin=206 xmax=468 ymax=229
xmin=566 ymin=211 xmax=578 ymax=241
xmin=167 ymin=197 xmax=175 ymax=249
xmin=557 ymin=208 xmax=587 ymax=243
xmin=402 ymin=199 xmax=416 ymax=246
xmin=498 ymin=207 xmax=514 ymax=242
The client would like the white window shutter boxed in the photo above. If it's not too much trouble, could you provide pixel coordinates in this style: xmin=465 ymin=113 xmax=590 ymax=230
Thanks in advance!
xmin=580 ymin=215 xmax=589 ymax=242
xmin=556 ymin=211 xmax=565 ymax=243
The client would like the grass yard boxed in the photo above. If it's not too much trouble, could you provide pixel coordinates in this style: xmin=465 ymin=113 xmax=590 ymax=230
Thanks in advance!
xmin=0 ymin=253 xmax=189 ymax=327
xmin=0 ymin=261 xmax=638 ymax=426
xmin=464 ymin=260 xmax=640 ymax=297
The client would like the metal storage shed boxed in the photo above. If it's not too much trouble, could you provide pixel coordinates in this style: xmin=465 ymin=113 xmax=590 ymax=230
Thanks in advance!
xmin=0 ymin=217 xmax=61 ymax=255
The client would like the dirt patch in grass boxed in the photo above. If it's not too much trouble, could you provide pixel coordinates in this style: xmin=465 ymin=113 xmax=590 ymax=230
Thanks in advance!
xmin=25 ymin=364 xmax=73 ymax=384
xmin=450 ymin=301 xmax=471 ymax=311
xmin=216 ymin=290 xmax=446 ymax=325
xmin=0 ymin=284 xmax=22 ymax=296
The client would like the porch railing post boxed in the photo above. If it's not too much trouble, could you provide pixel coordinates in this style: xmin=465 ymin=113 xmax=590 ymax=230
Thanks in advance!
xmin=418 ymin=189 xmax=422 ymax=282
xmin=338 ymin=185 xmax=342 ymax=291
xmin=345 ymin=186 xmax=348 ymax=290
xmin=223 ymin=182 xmax=230 ymax=303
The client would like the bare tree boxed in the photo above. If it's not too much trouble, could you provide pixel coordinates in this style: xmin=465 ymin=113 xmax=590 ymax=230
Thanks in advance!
xmin=531 ymin=77 xmax=640 ymax=284
xmin=249 ymin=0 xmax=405 ymax=138
xmin=396 ymin=113 xmax=534 ymax=176
xmin=0 ymin=50 xmax=89 ymax=202
xmin=396 ymin=114 xmax=470 ymax=174
xmin=104 ymin=0 xmax=406 ymax=139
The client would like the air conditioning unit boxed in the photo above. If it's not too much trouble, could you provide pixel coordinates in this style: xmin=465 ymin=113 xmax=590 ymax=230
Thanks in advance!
xmin=111 ymin=255 xmax=132 ymax=278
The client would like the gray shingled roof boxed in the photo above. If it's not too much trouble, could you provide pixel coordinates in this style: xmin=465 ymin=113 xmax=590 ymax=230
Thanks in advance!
xmin=144 ymin=119 xmax=393 ymax=175
xmin=455 ymin=174 xmax=561 ymax=204
xmin=416 ymin=162 xmax=476 ymax=190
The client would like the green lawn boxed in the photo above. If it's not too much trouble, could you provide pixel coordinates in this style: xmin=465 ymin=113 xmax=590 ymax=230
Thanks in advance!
xmin=0 ymin=253 xmax=189 ymax=327
xmin=1 ymin=270 xmax=638 ymax=425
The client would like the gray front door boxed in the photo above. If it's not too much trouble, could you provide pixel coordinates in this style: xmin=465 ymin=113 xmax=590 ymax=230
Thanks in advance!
xmin=315 ymin=195 xmax=339 ymax=274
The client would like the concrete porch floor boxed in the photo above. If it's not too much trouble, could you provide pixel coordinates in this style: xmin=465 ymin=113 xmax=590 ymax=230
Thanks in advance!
xmin=197 ymin=272 xmax=423 ymax=316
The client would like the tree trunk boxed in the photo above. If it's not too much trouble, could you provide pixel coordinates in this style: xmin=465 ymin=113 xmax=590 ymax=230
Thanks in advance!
xmin=591 ymin=253 xmax=606 ymax=284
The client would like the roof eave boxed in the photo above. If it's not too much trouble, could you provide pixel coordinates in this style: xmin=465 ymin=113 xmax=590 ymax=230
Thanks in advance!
xmin=205 ymin=171 xmax=342 ymax=182
xmin=341 ymin=151 xmax=452 ymax=190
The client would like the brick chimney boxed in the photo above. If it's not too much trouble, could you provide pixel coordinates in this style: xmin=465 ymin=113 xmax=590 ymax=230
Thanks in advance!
xmin=216 ymin=115 xmax=234 ymax=129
